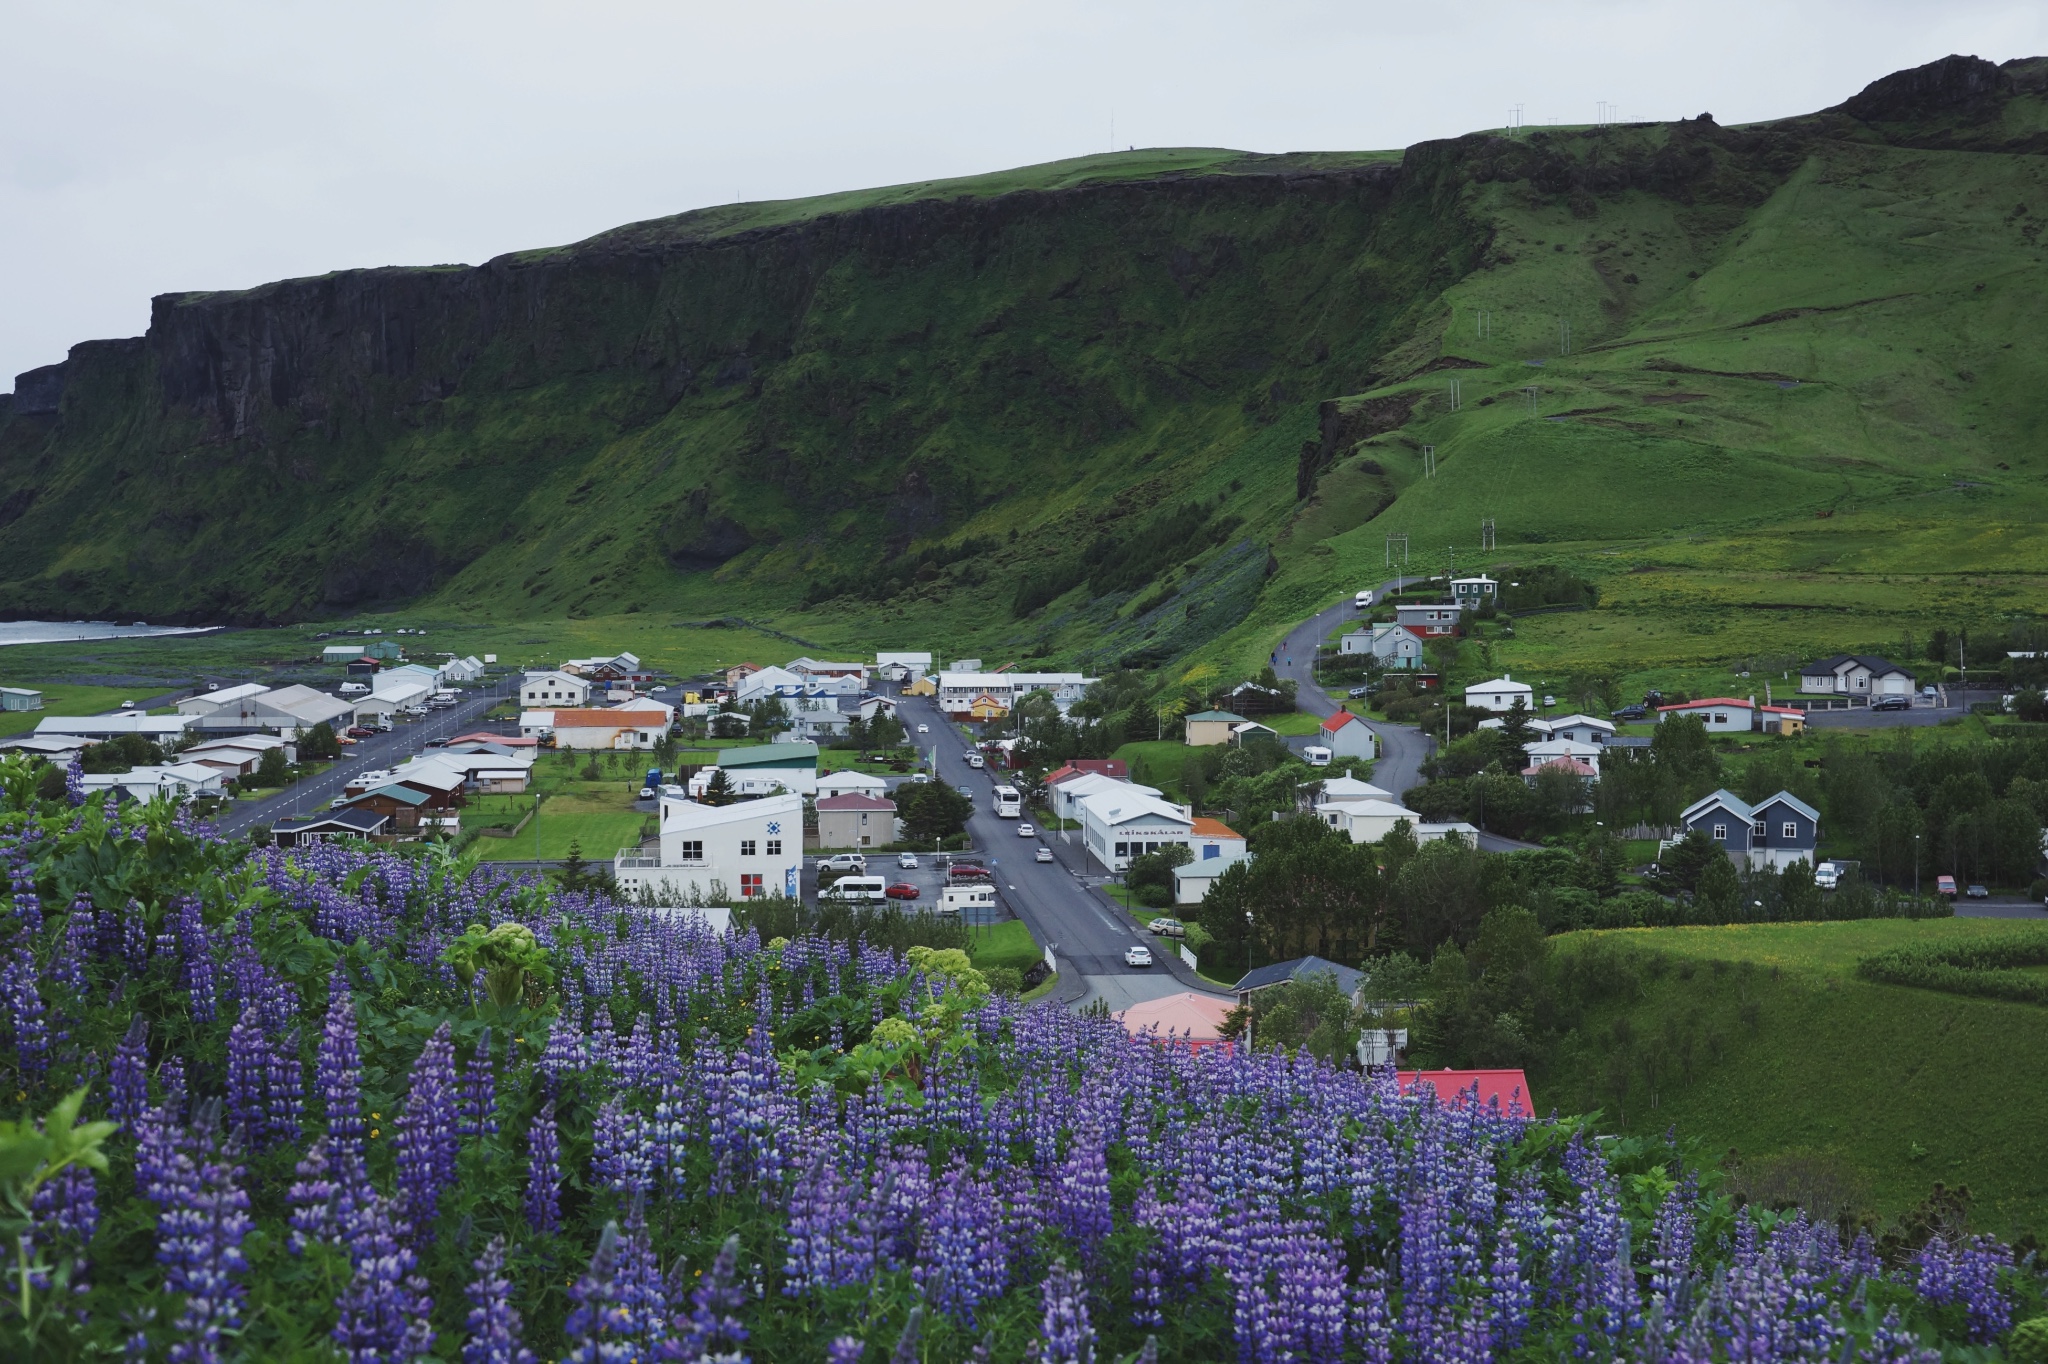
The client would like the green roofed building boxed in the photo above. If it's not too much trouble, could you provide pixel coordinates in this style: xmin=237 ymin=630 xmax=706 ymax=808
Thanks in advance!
xmin=704 ymin=741 xmax=820 ymax=796
xmin=1184 ymin=710 xmax=1247 ymax=747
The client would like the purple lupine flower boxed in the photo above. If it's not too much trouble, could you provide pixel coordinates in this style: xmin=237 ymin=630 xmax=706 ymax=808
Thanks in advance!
xmin=914 ymin=1153 xmax=1007 ymax=1328
xmin=110 ymin=1015 xmax=150 ymax=1126
xmin=394 ymin=1022 xmax=459 ymax=1240
xmin=1914 ymin=1234 xmax=2012 ymax=1343
xmin=33 ymin=1160 xmax=99 ymax=1297
xmin=137 ymin=1109 xmax=254 ymax=1364
xmin=457 ymin=1027 xmax=498 ymax=1139
xmin=826 ymin=1338 xmax=864 ymax=1364
xmin=331 ymin=1191 xmax=435 ymax=1363
xmin=3 ymin=945 xmax=50 ymax=1080
xmin=524 ymin=1101 xmax=561 ymax=1235
xmin=561 ymin=1220 xmax=668 ymax=1362
xmin=317 ymin=986 xmax=366 ymax=1167
xmin=592 ymin=1097 xmax=655 ymax=1198
xmin=266 ymin=1026 xmax=304 ymax=1147
xmin=1053 ymin=1122 xmax=1112 ymax=1262
xmin=172 ymin=897 xmax=217 ymax=1024
xmin=224 ymin=1006 xmax=270 ymax=1145
xmin=120 ymin=899 xmax=149 ymax=971
xmin=669 ymin=1232 xmax=749 ymax=1362
xmin=52 ymin=896 xmax=93 ymax=994
xmin=783 ymin=1154 xmax=872 ymax=1293
xmin=462 ymin=1234 xmax=536 ymax=1364
xmin=64 ymin=753 xmax=86 ymax=807
xmin=887 ymin=1306 xmax=923 ymax=1364
xmin=1036 ymin=1259 xmax=1095 ymax=1364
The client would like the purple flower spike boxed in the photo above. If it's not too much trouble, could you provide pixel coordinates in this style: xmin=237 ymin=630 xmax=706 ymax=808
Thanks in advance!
xmin=64 ymin=753 xmax=86 ymax=807
xmin=110 ymin=1015 xmax=150 ymax=1125
xmin=316 ymin=987 xmax=366 ymax=1168
xmin=462 ymin=1234 xmax=536 ymax=1364
xmin=393 ymin=1022 xmax=459 ymax=1240
xmin=1037 ymin=1259 xmax=1095 ymax=1364
xmin=3 ymin=945 xmax=50 ymax=1081
xmin=672 ymin=1232 xmax=749 ymax=1362
xmin=524 ymin=1101 xmax=561 ymax=1236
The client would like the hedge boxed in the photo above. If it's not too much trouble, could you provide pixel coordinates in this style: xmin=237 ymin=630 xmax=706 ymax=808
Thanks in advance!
xmin=1855 ymin=930 xmax=2048 ymax=1005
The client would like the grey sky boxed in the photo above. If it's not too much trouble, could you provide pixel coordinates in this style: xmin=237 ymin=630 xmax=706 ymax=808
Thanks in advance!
xmin=4 ymin=0 xmax=2043 ymax=385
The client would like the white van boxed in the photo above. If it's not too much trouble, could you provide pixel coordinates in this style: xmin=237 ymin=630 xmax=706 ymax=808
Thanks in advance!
xmin=939 ymin=884 xmax=997 ymax=916
xmin=1355 ymin=589 xmax=1374 ymax=609
xmin=1302 ymin=745 xmax=1333 ymax=767
xmin=821 ymin=875 xmax=888 ymax=904
xmin=339 ymin=682 xmax=369 ymax=697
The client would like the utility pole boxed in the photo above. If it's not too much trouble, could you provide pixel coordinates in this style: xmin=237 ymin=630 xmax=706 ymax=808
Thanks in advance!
xmin=1559 ymin=318 xmax=1571 ymax=356
xmin=1384 ymin=533 xmax=1409 ymax=572
xmin=1524 ymin=385 xmax=1540 ymax=416
xmin=1423 ymin=445 xmax=1436 ymax=478
xmin=1481 ymin=517 xmax=1496 ymax=552
xmin=1447 ymin=377 xmax=1462 ymax=412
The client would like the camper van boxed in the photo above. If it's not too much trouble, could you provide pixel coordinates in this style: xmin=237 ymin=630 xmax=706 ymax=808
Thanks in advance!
xmin=1355 ymin=589 xmax=1375 ymax=609
xmin=821 ymin=875 xmax=888 ymax=904
xmin=938 ymin=883 xmax=997 ymax=916
xmin=1302 ymin=745 xmax=1332 ymax=767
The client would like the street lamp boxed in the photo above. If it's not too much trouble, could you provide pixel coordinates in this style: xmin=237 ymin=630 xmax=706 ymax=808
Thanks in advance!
xmin=1913 ymin=833 xmax=1921 ymax=896
xmin=1244 ymin=909 xmax=1254 ymax=972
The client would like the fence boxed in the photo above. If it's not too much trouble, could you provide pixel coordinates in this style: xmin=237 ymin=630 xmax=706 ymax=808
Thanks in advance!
xmin=1178 ymin=943 xmax=1200 ymax=972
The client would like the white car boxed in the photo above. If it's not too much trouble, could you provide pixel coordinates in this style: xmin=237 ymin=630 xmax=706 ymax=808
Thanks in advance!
xmin=1017 ymin=822 xmax=1035 ymax=838
xmin=638 ymin=787 xmax=655 ymax=800
xmin=1035 ymin=846 xmax=1053 ymax=863
xmin=897 ymin=852 xmax=919 ymax=869
xmin=965 ymin=753 xmax=985 ymax=768
xmin=1124 ymin=945 xmax=1154 ymax=968
xmin=917 ymin=723 xmax=930 ymax=734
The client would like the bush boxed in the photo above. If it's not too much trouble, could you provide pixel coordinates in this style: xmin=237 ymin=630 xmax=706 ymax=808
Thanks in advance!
xmin=982 ymin=966 xmax=1024 ymax=996
xmin=1856 ymin=930 xmax=2048 ymax=1004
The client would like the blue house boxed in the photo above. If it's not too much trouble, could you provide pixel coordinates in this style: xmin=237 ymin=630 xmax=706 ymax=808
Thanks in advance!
xmin=1678 ymin=789 xmax=1821 ymax=871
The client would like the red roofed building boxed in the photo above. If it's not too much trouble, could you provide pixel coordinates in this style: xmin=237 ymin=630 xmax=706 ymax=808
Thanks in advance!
xmin=1399 ymin=1069 xmax=1534 ymax=1118
xmin=1656 ymin=697 xmax=1756 ymax=734
xmin=546 ymin=708 xmax=671 ymax=750
xmin=1045 ymin=758 xmax=1130 ymax=785
xmin=1174 ymin=817 xmax=1249 ymax=905
xmin=1316 ymin=708 xmax=1378 ymax=760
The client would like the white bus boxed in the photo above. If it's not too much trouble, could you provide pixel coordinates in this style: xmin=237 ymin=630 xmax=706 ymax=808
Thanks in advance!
xmin=991 ymin=784 xmax=1022 ymax=818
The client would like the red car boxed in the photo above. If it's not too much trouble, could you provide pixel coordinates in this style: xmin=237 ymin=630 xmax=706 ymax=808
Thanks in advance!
xmin=346 ymin=726 xmax=374 ymax=739
xmin=885 ymin=883 xmax=920 ymax=901
xmin=946 ymin=865 xmax=994 ymax=883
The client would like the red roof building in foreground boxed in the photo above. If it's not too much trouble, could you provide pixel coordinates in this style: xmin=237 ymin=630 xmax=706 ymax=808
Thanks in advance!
xmin=1399 ymin=1069 xmax=1533 ymax=1118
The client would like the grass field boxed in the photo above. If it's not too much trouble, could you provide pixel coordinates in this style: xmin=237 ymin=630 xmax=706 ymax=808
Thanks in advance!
xmin=966 ymin=919 xmax=1042 ymax=975
xmin=0 ymin=683 xmax=153 ymax=738
xmin=1544 ymin=920 xmax=2048 ymax=1235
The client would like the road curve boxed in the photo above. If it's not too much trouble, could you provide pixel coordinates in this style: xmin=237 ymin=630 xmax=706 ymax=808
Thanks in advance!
xmin=1270 ymin=575 xmax=1432 ymax=796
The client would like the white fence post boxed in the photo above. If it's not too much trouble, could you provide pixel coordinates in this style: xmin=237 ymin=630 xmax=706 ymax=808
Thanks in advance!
xmin=1178 ymin=943 xmax=1198 ymax=972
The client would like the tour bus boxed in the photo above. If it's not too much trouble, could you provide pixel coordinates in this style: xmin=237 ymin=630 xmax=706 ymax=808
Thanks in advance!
xmin=991 ymin=784 xmax=1022 ymax=818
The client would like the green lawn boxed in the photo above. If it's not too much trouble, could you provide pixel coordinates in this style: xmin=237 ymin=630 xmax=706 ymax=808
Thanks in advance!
xmin=0 ymin=684 xmax=152 ymax=739
xmin=967 ymin=919 xmax=1042 ymax=975
xmin=474 ymin=810 xmax=650 ymax=862
xmin=1259 ymin=711 xmax=1326 ymax=737
xmin=1109 ymin=740 xmax=1197 ymax=799
xmin=1542 ymin=920 xmax=2048 ymax=1235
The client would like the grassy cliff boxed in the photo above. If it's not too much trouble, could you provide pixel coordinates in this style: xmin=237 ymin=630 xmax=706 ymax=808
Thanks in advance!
xmin=4 ymin=55 xmax=2047 ymax=684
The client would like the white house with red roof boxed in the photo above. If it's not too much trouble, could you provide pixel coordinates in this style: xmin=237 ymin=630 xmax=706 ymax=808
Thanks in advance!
xmin=1318 ymin=709 xmax=1379 ymax=760
xmin=1657 ymin=697 xmax=1756 ymax=733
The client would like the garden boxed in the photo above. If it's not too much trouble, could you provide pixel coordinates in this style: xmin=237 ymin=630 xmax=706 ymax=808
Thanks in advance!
xmin=0 ymin=755 xmax=2041 ymax=1360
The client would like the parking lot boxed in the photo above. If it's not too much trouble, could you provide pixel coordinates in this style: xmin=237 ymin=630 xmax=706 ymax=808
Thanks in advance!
xmin=802 ymin=849 xmax=1015 ymax=926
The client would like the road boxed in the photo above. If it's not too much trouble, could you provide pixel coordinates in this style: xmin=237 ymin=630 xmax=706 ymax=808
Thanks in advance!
xmin=212 ymin=678 xmax=517 ymax=836
xmin=1271 ymin=575 xmax=1433 ymax=796
xmin=890 ymin=690 xmax=1221 ymax=1008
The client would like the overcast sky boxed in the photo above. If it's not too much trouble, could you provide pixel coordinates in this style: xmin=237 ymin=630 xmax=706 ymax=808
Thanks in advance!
xmin=4 ymin=0 xmax=2044 ymax=385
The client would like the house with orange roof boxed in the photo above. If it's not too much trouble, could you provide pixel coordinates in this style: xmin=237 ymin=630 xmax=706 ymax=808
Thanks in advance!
xmin=1317 ymin=708 xmax=1378 ymax=760
xmin=1656 ymin=696 xmax=1756 ymax=734
xmin=541 ymin=707 xmax=671 ymax=751
xmin=1173 ymin=816 xmax=1248 ymax=905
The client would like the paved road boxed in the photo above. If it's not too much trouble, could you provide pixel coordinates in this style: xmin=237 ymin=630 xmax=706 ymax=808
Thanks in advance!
xmin=213 ymin=678 xmax=517 ymax=836
xmin=1956 ymin=901 xmax=2048 ymax=919
xmin=1271 ymin=576 xmax=1433 ymax=796
xmin=891 ymin=691 xmax=1220 ymax=1008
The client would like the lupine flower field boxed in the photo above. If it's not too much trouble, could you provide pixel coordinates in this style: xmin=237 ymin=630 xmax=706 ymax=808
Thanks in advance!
xmin=0 ymin=768 xmax=2038 ymax=1361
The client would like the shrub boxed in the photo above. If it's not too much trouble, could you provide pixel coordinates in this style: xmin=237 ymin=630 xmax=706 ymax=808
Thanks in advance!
xmin=1856 ymin=930 xmax=2048 ymax=1004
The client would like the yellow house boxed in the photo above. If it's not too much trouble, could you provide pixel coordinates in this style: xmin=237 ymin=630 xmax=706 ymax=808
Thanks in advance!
xmin=903 ymin=675 xmax=937 ymax=697
xmin=1184 ymin=709 xmax=1247 ymax=747
xmin=967 ymin=693 xmax=1010 ymax=722
xmin=1758 ymin=706 xmax=1806 ymax=736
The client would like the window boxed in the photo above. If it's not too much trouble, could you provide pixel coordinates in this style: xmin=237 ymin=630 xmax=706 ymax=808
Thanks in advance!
xmin=1783 ymin=822 xmax=1798 ymax=840
xmin=1115 ymin=841 xmax=1129 ymax=857
xmin=1754 ymin=821 xmax=1767 ymax=838
xmin=766 ymin=839 xmax=781 ymax=856
xmin=740 ymin=840 xmax=757 ymax=857
xmin=1711 ymin=823 xmax=1728 ymax=841
xmin=740 ymin=873 xmax=763 ymax=898
xmin=1203 ymin=844 xmax=1220 ymax=860
xmin=680 ymin=840 xmax=703 ymax=861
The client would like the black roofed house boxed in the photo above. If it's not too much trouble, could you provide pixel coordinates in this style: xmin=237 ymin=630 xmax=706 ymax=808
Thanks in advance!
xmin=1799 ymin=654 xmax=1916 ymax=699
xmin=270 ymin=808 xmax=390 ymax=847
xmin=1232 ymin=955 xmax=1365 ymax=1009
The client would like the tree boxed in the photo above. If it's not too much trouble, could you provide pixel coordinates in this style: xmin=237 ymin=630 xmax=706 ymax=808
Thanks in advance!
xmin=255 ymin=746 xmax=290 ymax=788
xmin=1392 ymin=837 xmax=1490 ymax=955
xmin=1695 ymin=853 xmax=1742 ymax=920
xmin=700 ymin=768 xmax=735 ymax=806
xmin=1497 ymin=697 xmax=1536 ymax=751
xmin=299 ymin=721 xmax=342 ymax=761
xmin=897 ymin=780 xmax=972 ymax=845
xmin=1241 ymin=969 xmax=1362 ymax=1064
xmin=1655 ymin=828 xmax=1722 ymax=894
xmin=1126 ymin=843 xmax=1193 ymax=909
xmin=868 ymin=711 xmax=906 ymax=750
xmin=1649 ymin=714 xmax=1719 ymax=798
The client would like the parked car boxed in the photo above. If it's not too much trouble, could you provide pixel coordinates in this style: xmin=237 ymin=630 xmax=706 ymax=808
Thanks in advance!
xmin=885 ymin=883 xmax=920 ymax=901
xmin=947 ymin=864 xmax=993 ymax=883
xmin=1922 ymin=685 xmax=1939 ymax=698
xmin=819 ymin=853 xmax=867 ymax=874
xmin=1871 ymin=696 xmax=1911 ymax=712
xmin=1612 ymin=704 xmax=1648 ymax=721
xmin=897 ymin=852 xmax=919 ymax=869
xmin=1937 ymin=875 xmax=1958 ymax=898
xmin=1124 ymin=945 xmax=1154 ymax=968
xmin=120 ymin=700 xmax=136 ymax=710
xmin=917 ymin=723 xmax=930 ymax=734
xmin=965 ymin=753 xmax=985 ymax=768
xmin=346 ymin=726 xmax=374 ymax=738
xmin=637 ymin=787 xmax=655 ymax=800
xmin=1542 ymin=694 xmax=1556 ymax=708
xmin=1966 ymin=884 xmax=1990 ymax=899
xmin=1035 ymin=846 xmax=1053 ymax=863
xmin=1348 ymin=685 xmax=1371 ymax=698
xmin=1017 ymin=822 xmax=1035 ymax=837
xmin=1814 ymin=862 xmax=1841 ymax=891
xmin=1149 ymin=917 xmax=1187 ymax=939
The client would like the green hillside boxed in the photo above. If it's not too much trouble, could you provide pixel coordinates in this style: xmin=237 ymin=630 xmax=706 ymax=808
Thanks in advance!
xmin=2 ymin=54 xmax=2046 ymax=689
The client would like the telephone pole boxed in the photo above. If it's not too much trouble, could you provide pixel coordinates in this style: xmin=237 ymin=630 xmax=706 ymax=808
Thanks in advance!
xmin=1481 ymin=517 xmax=1496 ymax=552
xmin=1423 ymin=445 xmax=1436 ymax=478
xmin=1447 ymin=377 xmax=1462 ymax=412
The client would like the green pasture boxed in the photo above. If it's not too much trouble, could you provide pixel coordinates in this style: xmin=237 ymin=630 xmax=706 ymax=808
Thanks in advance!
xmin=966 ymin=919 xmax=1042 ymax=975
xmin=0 ymin=683 xmax=152 ymax=738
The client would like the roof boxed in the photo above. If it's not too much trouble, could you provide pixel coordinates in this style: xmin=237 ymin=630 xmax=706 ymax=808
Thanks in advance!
xmin=815 ymin=793 xmax=896 ymax=812
xmin=1524 ymin=738 xmax=1602 ymax=755
xmin=1234 ymin=956 xmax=1364 ymax=996
xmin=1466 ymin=676 xmax=1533 ymax=694
xmin=349 ymin=784 xmax=431 ymax=808
xmin=1801 ymin=653 xmax=1913 ymax=678
xmin=549 ymin=708 xmax=669 ymax=728
xmin=391 ymin=765 xmax=465 ymax=792
xmin=1319 ymin=775 xmax=1394 ymax=801
xmin=1523 ymin=757 xmax=1597 ymax=777
xmin=1184 ymin=709 xmax=1246 ymax=723
xmin=1681 ymin=788 xmax=1755 ymax=824
xmin=1078 ymin=789 xmax=1190 ymax=828
xmin=1658 ymin=697 xmax=1754 ymax=711
xmin=655 ymin=790 xmax=804 ymax=831
xmin=448 ymin=731 xmax=537 ymax=746
xmin=1320 ymin=798 xmax=1418 ymax=821
xmin=1045 ymin=759 xmax=1130 ymax=784
xmin=37 ymin=715 xmax=190 ymax=737
xmin=1189 ymin=817 xmax=1243 ymax=840
xmin=1117 ymin=991 xmax=1235 ymax=1041
xmin=717 ymin=742 xmax=821 ymax=769
xmin=816 ymin=769 xmax=888 ymax=789
xmin=275 ymin=808 xmax=389 ymax=835
xmin=1398 ymin=1069 xmax=1533 ymax=1118
xmin=1753 ymin=789 xmax=1822 ymax=822
xmin=1545 ymin=713 xmax=1615 ymax=731
xmin=1321 ymin=710 xmax=1365 ymax=732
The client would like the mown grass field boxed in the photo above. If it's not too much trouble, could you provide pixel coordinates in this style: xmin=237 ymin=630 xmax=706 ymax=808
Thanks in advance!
xmin=1545 ymin=919 xmax=2048 ymax=1235
xmin=966 ymin=919 xmax=1042 ymax=975
xmin=0 ymin=682 xmax=154 ymax=738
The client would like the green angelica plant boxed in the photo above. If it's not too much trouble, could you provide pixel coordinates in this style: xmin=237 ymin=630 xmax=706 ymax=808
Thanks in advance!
xmin=0 ymin=1086 xmax=118 ymax=1346
xmin=441 ymin=921 xmax=553 ymax=1010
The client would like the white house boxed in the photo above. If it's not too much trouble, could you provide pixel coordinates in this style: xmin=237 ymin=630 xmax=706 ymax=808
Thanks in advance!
xmin=1522 ymin=737 xmax=1605 ymax=777
xmin=1798 ymin=655 xmax=1916 ymax=697
xmin=79 ymin=762 xmax=226 ymax=803
xmin=937 ymin=671 xmax=1095 ymax=717
xmin=816 ymin=769 xmax=889 ymax=799
xmin=736 ymin=665 xmax=807 ymax=702
xmin=373 ymin=665 xmax=442 ymax=699
xmin=1338 ymin=623 xmax=1427 ymax=670
xmin=1317 ymin=710 xmax=1379 ymax=759
xmin=1657 ymin=697 xmax=1755 ymax=734
xmin=614 ymin=792 xmax=804 ymax=903
xmin=788 ymin=658 xmax=869 ymax=685
xmin=1465 ymin=676 xmax=1535 ymax=713
xmin=688 ymin=742 xmax=820 ymax=797
xmin=548 ymin=707 xmax=671 ymax=750
xmin=1320 ymin=798 xmax=1425 ymax=844
xmin=0 ymin=687 xmax=42 ymax=712
xmin=180 ymin=735 xmax=294 ymax=778
xmin=1395 ymin=602 xmax=1464 ymax=637
xmin=857 ymin=695 xmax=899 ymax=725
xmin=1049 ymin=771 xmax=1160 ymax=824
xmin=875 ymin=651 xmax=934 ymax=681
xmin=1078 ymin=788 xmax=1194 ymax=873
xmin=1542 ymin=714 xmax=1616 ymax=746
xmin=439 ymin=656 xmax=486 ymax=684
xmin=522 ymin=671 xmax=591 ymax=708
xmin=1172 ymin=817 xmax=1249 ymax=905
xmin=790 ymin=696 xmax=853 ymax=740
xmin=177 ymin=682 xmax=269 ymax=716
xmin=1316 ymin=775 xmax=1397 ymax=805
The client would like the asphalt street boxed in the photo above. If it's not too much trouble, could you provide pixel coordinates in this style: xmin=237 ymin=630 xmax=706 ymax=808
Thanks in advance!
xmin=889 ymin=690 xmax=1218 ymax=1007
xmin=1271 ymin=575 xmax=1431 ymax=796
xmin=212 ymin=677 xmax=517 ymax=836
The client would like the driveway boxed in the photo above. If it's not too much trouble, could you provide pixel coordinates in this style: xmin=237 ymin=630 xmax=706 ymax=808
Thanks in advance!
xmin=212 ymin=678 xmax=518 ymax=836
xmin=891 ymin=691 xmax=1225 ymax=1009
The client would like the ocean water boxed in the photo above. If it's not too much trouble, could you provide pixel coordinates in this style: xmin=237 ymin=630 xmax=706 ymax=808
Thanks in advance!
xmin=0 ymin=621 xmax=218 ymax=647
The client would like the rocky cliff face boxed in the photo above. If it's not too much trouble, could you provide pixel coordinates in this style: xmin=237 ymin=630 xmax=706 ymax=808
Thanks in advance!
xmin=0 ymin=55 xmax=2038 ymax=627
